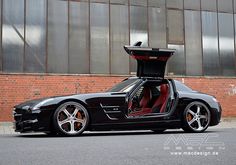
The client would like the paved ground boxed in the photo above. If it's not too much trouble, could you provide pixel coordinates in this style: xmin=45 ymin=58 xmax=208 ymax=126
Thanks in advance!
xmin=0 ymin=119 xmax=236 ymax=165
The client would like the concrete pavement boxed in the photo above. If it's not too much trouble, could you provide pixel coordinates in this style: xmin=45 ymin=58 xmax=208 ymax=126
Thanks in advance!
xmin=0 ymin=122 xmax=18 ymax=135
xmin=0 ymin=127 xmax=236 ymax=165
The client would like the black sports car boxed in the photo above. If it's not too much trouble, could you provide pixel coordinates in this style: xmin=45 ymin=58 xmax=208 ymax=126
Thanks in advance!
xmin=13 ymin=43 xmax=222 ymax=136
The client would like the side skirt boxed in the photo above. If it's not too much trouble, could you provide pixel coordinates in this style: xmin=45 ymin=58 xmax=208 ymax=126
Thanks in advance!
xmin=87 ymin=120 xmax=181 ymax=131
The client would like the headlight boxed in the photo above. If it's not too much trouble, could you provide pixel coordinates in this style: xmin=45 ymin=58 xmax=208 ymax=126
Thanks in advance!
xmin=212 ymin=97 xmax=218 ymax=103
xmin=22 ymin=105 xmax=30 ymax=110
xmin=32 ymin=98 xmax=54 ymax=110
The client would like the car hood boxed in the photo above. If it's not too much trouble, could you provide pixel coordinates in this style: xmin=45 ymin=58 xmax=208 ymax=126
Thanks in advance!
xmin=14 ymin=92 xmax=125 ymax=109
xmin=191 ymin=90 xmax=215 ymax=97
xmin=14 ymin=98 xmax=48 ymax=109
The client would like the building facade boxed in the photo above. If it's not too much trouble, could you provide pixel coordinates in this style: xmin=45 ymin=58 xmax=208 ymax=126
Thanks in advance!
xmin=0 ymin=0 xmax=236 ymax=121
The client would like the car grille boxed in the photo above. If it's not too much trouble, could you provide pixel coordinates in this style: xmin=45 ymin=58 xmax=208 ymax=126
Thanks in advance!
xmin=13 ymin=108 xmax=29 ymax=122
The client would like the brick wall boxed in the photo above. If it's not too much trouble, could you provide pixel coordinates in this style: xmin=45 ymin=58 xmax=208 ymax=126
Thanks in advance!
xmin=0 ymin=74 xmax=235 ymax=121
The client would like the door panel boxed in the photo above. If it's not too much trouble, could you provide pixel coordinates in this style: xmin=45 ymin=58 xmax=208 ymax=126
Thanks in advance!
xmin=99 ymin=95 xmax=127 ymax=121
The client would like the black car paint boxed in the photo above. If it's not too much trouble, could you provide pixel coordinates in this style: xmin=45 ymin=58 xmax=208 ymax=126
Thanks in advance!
xmin=13 ymin=78 xmax=221 ymax=133
xmin=13 ymin=44 xmax=221 ymax=133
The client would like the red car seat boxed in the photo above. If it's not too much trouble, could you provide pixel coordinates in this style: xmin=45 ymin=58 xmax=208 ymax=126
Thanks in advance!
xmin=152 ymin=84 xmax=169 ymax=113
xmin=140 ymin=87 xmax=152 ymax=108
xmin=128 ymin=87 xmax=152 ymax=116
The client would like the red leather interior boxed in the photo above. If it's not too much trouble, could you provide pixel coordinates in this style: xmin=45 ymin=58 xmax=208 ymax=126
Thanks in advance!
xmin=129 ymin=108 xmax=152 ymax=117
xmin=139 ymin=87 xmax=152 ymax=108
xmin=129 ymin=84 xmax=169 ymax=117
xmin=152 ymin=84 xmax=169 ymax=113
xmin=129 ymin=87 xmax=152 ymax=117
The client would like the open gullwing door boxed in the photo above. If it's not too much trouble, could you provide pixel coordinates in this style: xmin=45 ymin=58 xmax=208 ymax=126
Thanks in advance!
xmin=124 ymin=43 xmax=175 ymax=79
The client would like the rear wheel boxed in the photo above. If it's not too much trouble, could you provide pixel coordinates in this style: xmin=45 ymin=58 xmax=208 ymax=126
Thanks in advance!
xmin=182 ymin=101 xmax=210 ymax=133
xmin=53 ymin=102 xmax=89 ymax=136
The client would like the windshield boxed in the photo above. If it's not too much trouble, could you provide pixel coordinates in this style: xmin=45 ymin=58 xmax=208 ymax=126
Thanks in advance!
xmin=107 ymin=78 xmax=139 ymax=93
xmin=174 ymin=80 xmax=192 ymax=91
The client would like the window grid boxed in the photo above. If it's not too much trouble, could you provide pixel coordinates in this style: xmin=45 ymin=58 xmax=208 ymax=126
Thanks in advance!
xmin=0 ymin=0 xmax=235 ymax=77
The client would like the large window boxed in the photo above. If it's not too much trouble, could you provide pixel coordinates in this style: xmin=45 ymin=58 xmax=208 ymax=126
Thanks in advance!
xmin=218 ymin=0 xmax=233 ymax=13
xmin=201 ymin=0 xmax=217 ymax=11
xmin=167 ymin=10 xmax=184 ymax=44
xmin=48 ymin=0 xmax=68 ymax=73
xmin=167 ymin=0 xmax=183 ymax=10
xmin=167 ymin=44 xmax=185 ymax=75
xmin=0 ymin=0 xmax=236 ymax=77
xmin=218 ymin=13 xmax=235 ymax=76
xmin=202 ymin=12 xmax=220 ymax=76
xmin=148 ymin=0 xmax=167 ymax=48
xmin=184 ymin=0 xmax=200 ymax=10
xmin=90 ymin=2 xmax=110 ymax=74
xmin=25 ymin=0 xmax=46 ymax=73
xmin=69 ymin=1 xmax=89 ymax=74
xmin=0 ymin=0 xmax=2 ymax=71
xmin=185 ymin=10 xmax=202 ymax=76
xmin=2 ymin=0 xmax=24 ymax=72
xmin=130 ymin=2 xmax=148 ymax=72
xmin=110 ymin=3 xmax=129 ymax=74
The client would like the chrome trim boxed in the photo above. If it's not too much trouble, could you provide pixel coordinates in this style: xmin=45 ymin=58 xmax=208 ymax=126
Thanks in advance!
xmin=25 ymin=119 xmax=38 ymax=123
xmin=100 ymin=104 xmax=121 ymax=120
xmin=124 ymin=46 xmax=175 ymax=52
xmin=100 ymin=103 xmax=120 ymax=109
xmin=104 ymin=110 xmax=122 ymax=114
xmin=13 ymin=113 xmax=22 ymax=117
xmin=105 ymin=114 xmax=119 ymax=120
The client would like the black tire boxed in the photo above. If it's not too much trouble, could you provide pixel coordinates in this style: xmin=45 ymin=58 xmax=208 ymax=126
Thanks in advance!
xmin=44 ymin=130 xmax=58 ymax=136
xmin=53 ymin=101 xmax=89 ymax=136
xmin=151 ymin=129 xmax=166 ymax=133
xmin=182 ymin=101 xmax=211 ymax=133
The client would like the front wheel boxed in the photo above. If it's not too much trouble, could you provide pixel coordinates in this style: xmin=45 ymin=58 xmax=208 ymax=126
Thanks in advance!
xmin=182 ymin=101 xmax=211 ymax=133
xmin=53 ymin=102 xmax=89 ymax=136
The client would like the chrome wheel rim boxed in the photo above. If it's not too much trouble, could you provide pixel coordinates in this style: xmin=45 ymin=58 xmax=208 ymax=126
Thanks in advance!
xmin=57 ymin=103 xmax=88 ymax=135
xmin=186 ymin=103 xmax=210 ymax=131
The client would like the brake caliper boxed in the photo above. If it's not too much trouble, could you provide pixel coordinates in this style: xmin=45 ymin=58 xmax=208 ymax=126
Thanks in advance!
xmin=76 ymin=112 xmax=82 ymax=128
xmin=187 ymin=114 xmax=192 ymax=121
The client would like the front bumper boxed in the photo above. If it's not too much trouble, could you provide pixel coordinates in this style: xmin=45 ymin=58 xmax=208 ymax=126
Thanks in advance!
xmin=210 ymin=102 xmax=222 ymax=126
xmin=13 ymin=108 xmax=52 ymax=133
xmin=14 ymin=119 xmax=40 ymax=132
